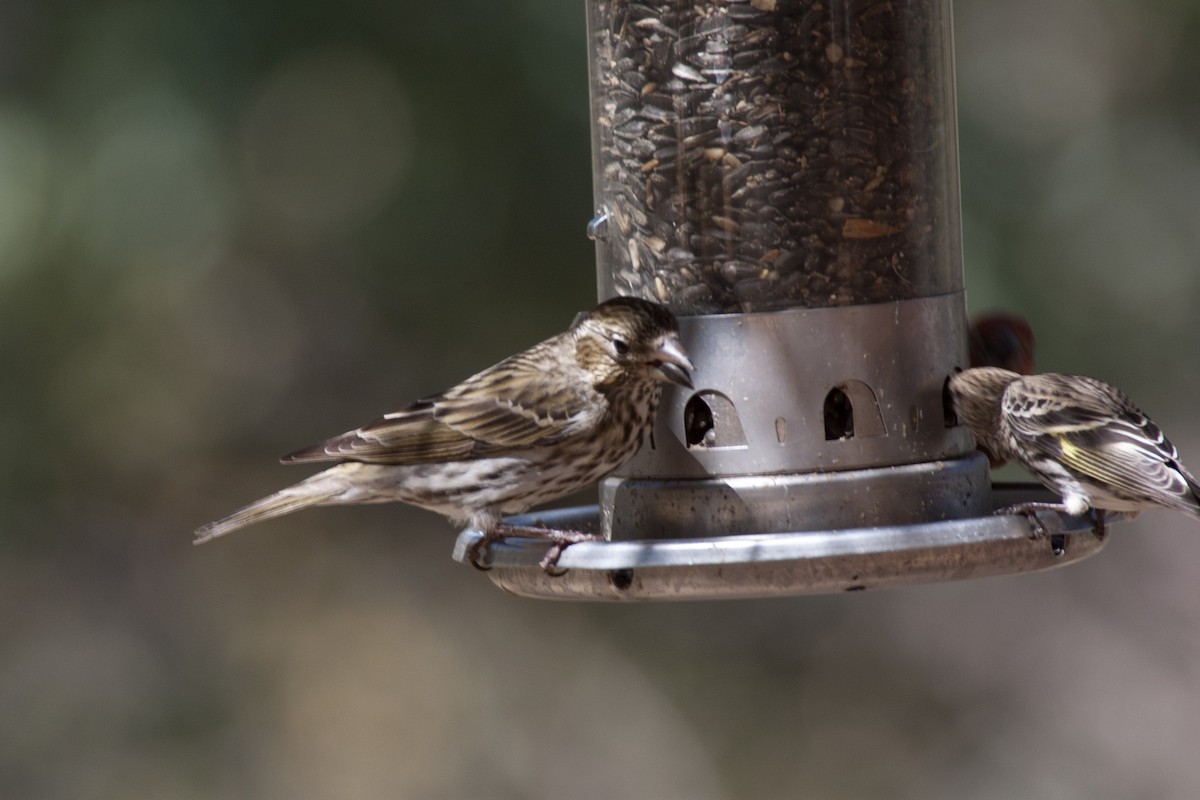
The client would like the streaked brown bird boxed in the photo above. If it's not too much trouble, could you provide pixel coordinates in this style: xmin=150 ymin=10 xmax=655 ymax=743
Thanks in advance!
xmin=967 ymin=312 xmax=1036 ymax=466
xmin=948 ymin=367 xmax=1200 ymax=536
xmin=194 ymin=296 xmax=694 ymax=570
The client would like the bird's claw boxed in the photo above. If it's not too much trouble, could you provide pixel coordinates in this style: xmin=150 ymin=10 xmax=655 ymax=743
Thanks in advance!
xmin=549 ymin=531 xmax=604 ymax=575
xmin=1021 ymin=510 xmax=1048 ymax=540
xmin=539 ymin=543 xmax=569 ymax=577
xmin=466 ymin=536 xmax=494 ymax=572
xmin=490 ymin=524 xmax=602 ymax=577
xmin=993 ymin=505 xmax=1047 ymax=539
xmin=994 ymin=501 xmax=1074 ymax=540
xmin=536 ymin=531 xmax=604 ymax=576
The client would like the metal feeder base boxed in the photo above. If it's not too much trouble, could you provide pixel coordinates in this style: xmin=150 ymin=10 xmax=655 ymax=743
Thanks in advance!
xmin=451 ymin=484 xmax=1115 ymax=601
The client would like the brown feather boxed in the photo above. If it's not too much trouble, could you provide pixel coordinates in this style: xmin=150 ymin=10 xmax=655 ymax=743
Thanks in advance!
xmin=280 ymin=330 xmax=601 ymax=465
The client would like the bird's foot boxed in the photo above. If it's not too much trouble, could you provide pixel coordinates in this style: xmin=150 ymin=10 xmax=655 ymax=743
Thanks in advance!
xmin=994 ymin=501 xmax=1067 ymax=540
xmin=537 ymin=531 xmax=602 ymax=577
xmin=1091 ymin=509 xmax=1108 ymax=541
xmin=492 ymin=523 xmax=603 ymax=576
xmin=467 ymin=534 xmax=497 ymax=572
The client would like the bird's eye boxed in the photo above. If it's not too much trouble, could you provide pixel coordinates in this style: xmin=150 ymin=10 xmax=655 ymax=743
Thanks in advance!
xmin=612 ymin=336 xmax=630 ymax=355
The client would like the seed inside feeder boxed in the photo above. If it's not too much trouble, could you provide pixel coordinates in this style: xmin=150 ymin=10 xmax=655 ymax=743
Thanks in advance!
xmin=588 ymin=0 xmax=962 ymax=314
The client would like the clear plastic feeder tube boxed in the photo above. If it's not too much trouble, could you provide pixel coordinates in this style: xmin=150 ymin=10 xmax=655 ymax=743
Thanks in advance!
xmin=587 ymin=0 xmax=962 ymax=314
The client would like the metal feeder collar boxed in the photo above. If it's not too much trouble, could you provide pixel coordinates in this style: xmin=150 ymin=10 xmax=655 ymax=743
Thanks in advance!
xmin=455 ymin=0 xmax=1113 ymax=597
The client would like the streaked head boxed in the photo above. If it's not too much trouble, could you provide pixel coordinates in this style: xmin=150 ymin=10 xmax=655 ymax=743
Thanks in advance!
xmin=948 ymin=367 xmax=1022 ymax=462
xmin=574 ymin=296 xmax=694 ymax=389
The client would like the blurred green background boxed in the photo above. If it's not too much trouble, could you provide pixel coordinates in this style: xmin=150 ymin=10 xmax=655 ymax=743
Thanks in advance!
xmin=4 ymin=1 xmax=1200 ymax=797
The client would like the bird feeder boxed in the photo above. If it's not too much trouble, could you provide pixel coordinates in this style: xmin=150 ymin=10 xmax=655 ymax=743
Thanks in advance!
xmin=454 ymin=0 xmax=1110 ymax=598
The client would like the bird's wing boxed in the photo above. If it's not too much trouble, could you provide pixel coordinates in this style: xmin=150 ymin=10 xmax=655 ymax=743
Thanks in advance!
xmin=1003 ymin=374 xmax=1200 ymax=509
xmin=281 ymin=397 xmax=476 ymax=464
xmin=434 ymin=350 xmax=599 ymax=448
xmin=281 ymin=344 xmax=599 ymax=465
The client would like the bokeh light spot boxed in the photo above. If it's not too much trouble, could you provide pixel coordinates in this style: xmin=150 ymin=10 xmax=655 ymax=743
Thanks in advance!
xmin=0 ymin=107 xmax=51 ymax=284
xmin=69 ymin=87 xmax=232 ymax=278
xmin=239 ymin=48 xmax=413 ymax=241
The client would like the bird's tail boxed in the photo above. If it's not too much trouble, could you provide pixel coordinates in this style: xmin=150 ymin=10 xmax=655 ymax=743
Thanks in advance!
xmin=194 ymin=471 xmax=345 ymax=545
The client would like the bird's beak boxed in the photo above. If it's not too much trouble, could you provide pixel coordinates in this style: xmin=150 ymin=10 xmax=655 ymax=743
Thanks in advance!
xmin=651 ymin=334 xmax=695 ymax=389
